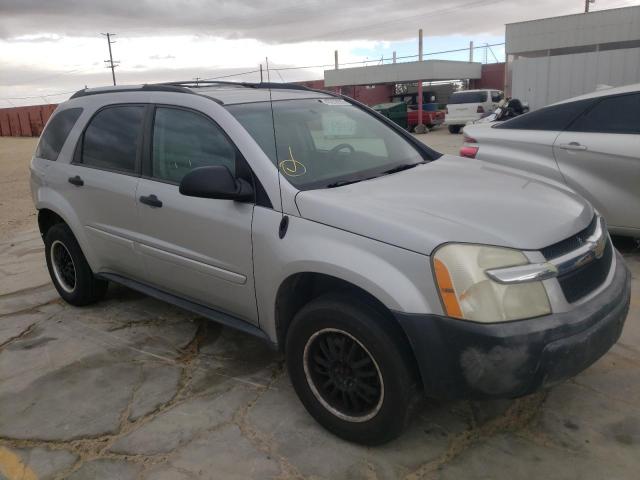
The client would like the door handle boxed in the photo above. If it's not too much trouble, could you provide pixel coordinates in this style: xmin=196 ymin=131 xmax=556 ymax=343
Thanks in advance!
xmin=558 ymin=142 xmax=587 ymax=151
xmin=139 ymin=194 xmax=163 ymax=208
xmin=68 ymin=175 xmax=84 ymax=187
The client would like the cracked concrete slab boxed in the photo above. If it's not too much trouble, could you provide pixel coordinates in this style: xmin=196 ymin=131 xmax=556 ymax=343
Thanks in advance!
xmin=66 ymin=458 xmax=142 ymax=480
xmin=0 ymin=227 xmax=638 ymax=479
xmin=110 ymin=386 xmax=257 ymax=455
xmin=0 ymin=446 xmax=77 ymax=480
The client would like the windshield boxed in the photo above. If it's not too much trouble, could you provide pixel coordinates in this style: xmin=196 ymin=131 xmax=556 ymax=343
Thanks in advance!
xmin=226 ymin=98 xmax=425 ymax=189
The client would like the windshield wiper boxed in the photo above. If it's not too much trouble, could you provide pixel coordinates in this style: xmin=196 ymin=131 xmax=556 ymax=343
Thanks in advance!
xmin=326 ymin=178 xmax=366 ymax=188
xmin=380 ymin=161 xmax=425 ymax=176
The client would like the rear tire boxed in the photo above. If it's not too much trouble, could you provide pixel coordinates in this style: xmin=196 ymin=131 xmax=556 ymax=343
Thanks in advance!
xmin=448 ymin=125 xmax=462 ymax=134
xmin=44 ymin=223 xmax=108 ymax=306
xmin=285 ymin=293 xmax=420 ymax=445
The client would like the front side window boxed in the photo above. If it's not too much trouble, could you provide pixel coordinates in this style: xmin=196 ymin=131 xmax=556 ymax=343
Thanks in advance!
xmin=35 ymin=108 xmax=83 ymax=161
xmin=495 ymin=99 xmax=595 ymax=131
xmin=567 ymin=93 xmax=640 ymax=134
xmin=226 ymin=98 xmax=426 ymax=189
xmin=81 ymin=105 xmax=144 ymax=173
xmin=151 ymin=107 xmax=236 ymax=184
xmin=491 ymin=91 xmax=503 ymax=103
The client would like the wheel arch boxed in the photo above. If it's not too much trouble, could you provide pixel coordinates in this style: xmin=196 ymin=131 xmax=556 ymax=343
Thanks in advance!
xmin=274 ymin=272 xmax=422 ymax=384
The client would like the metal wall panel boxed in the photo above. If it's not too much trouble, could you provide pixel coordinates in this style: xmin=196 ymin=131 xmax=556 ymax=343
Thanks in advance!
xmin=507 ymin=5 xmax=640 ymax=55
xmin=512 ymin=47 xmax=640 ymax=110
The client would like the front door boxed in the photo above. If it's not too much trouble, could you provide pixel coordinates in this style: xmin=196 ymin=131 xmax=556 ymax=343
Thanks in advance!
xmin=134 ymin=106 xmax=258 ymax=324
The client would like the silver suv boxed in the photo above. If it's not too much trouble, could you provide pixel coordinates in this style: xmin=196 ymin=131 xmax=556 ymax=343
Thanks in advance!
xmin=31 ymin=82 xmax=631 ymax=444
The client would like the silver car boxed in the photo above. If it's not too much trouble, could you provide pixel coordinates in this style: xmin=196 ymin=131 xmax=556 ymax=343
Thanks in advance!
xmin=462 ymin=83 xmax=640 ymax=237
xmin=31 ymin=81 xmax=631 ymax=444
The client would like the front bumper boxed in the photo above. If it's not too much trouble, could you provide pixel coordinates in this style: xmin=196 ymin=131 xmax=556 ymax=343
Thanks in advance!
xmin=395 ymin=251 xmax=631 ymax=400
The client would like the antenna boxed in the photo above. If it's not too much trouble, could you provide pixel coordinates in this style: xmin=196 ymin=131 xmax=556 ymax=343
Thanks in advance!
xmin=265 ymin=57 xmax=285 ymax=224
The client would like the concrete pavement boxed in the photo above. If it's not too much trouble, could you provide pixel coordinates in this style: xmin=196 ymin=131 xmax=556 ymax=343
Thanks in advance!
xmin=0 ymin=226 xmax=638 ymax=479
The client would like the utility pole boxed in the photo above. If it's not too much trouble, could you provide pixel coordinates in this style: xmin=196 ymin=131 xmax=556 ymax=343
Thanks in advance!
xmin=193 ymin=76 xmax=201 ymax=86
xmin=259 ymin=64 xmax=263 ymax=83
xmin=101 ymin=33 xmax=118 ymax=86
xmin=585 ymin=0 xmax=594 ymax=13
xmin=417 ymin=28 xmax=424 ymax=130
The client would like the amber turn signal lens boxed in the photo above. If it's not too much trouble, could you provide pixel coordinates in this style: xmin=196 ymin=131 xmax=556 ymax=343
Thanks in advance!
xmin=433 ymin=258 xmax=463 ymax=318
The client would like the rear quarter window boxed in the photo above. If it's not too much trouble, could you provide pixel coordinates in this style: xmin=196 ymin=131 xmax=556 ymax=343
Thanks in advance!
xmin=448 ymin=91 xmax=488 ymax=104
xmin=35 ymin=108 xmax=83 ymax=161
xmin=494 ymin=99 xmax=596 ymax=131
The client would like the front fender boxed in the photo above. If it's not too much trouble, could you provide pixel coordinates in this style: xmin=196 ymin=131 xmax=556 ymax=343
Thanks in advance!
xmin=252 ymin=208 xmax=442 ymax=343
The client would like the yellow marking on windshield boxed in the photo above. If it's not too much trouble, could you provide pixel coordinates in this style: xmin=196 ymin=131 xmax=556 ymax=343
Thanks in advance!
xmin=279 ymin=146 xmax=307 ymax=177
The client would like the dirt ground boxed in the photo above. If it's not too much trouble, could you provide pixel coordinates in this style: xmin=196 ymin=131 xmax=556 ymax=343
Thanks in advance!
xmin=0 ymin=137 xmax=38 ymax=236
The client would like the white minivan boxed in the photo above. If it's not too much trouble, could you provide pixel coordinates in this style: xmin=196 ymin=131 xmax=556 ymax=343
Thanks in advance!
xmin=445 ymin=89 xmax=503 ymax=134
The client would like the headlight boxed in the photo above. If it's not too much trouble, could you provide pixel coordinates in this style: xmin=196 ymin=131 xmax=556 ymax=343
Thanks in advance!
xmin=432 ymin=244 xmax=551 ymax=322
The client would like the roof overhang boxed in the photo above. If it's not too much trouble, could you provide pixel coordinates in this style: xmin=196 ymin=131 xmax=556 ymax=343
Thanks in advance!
xmin=324 ymin=60 xmax=482 ymax=87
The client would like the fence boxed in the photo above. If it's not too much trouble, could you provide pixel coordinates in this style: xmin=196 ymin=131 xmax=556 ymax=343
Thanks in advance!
xmin=0 ymin=104 xmax=58 ymax=137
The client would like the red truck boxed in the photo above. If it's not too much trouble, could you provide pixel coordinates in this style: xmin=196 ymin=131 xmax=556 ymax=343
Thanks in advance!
xmin=407 ymin=108 xmax=445 ymax=131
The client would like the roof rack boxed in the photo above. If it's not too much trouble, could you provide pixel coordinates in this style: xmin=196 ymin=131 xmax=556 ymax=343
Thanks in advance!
xmin=160 ymin=80 xmax=315 ymax=92
xmin=70 ymin=84 xmax=194 ymax=99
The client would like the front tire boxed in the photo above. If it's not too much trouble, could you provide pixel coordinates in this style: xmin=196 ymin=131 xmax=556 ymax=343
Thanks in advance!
xmin=448 ymin=125 xmax=462 ymax=134
xmin=285 ymin=294 xmax=420 ymax=444
xmin=44 ymin=223 xmax=108 ymax=306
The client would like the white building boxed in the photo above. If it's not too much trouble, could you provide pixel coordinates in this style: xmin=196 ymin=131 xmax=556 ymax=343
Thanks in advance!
xmin=506 ymin=5 xmax=640 ymax=110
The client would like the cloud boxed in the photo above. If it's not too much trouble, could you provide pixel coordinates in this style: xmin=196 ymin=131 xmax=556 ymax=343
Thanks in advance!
xmin=1 ymin=0 xmax=636 ymax=43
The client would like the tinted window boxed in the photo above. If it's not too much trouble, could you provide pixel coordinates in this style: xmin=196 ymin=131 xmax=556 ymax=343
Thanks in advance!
xmin=495 ymin=99 xmax=595 ymax=131
xmin=448 ymin=91 xmax=487 ymax=104
xmin=491 ymin=91 xmax=503 ymax=102
xmin=568 ymin=94 xmax=640 ymax=134
xmin=151 ymin=107 xmax=236 ymax=184
xmin=35 ymin=108 xmax=82 ymax=161
xmin=81 ymin=106 xmax=144 ymax=173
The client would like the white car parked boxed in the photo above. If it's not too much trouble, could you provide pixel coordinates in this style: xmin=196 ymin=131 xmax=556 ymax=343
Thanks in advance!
xmin=445 ymin=89 xmax=503 ymax=134
xmin=462 ymin=83 xmax=640 ymax=237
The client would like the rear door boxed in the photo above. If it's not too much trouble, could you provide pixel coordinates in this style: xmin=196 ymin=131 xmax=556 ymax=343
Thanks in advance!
xmin=48 ymin=104 xmax=146 ymax=279
xmin=553 ymin=92 xmax=640 ymax=231
xmin=134 ymin=105 xmax=258 ymax=324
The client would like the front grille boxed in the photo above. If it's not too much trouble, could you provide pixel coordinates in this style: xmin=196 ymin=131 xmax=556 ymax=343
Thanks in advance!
xmin=540 ymin=216 xmax=598 ymax=260
xmin=556 ymin=238 xmax=613 ymax=303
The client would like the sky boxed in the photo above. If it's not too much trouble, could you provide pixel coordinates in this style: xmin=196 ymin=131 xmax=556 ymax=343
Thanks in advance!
xmin=1 ymin=0 xmax=638 ymax=106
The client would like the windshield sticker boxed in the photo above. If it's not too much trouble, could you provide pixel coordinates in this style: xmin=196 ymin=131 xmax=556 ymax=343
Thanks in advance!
xmin=322 ymin=112 xmax=357 ymax=137
xmin=319 ymin=98 xmax=350 ymax=106
xmin=279 ymin=146 xmax=307 ymax=177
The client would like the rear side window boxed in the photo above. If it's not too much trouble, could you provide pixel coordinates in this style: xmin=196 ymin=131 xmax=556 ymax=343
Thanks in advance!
xmin=495 ymin=99 xmax=595 ymax=131
xmin=448 ymin=91 xmax=488 ymax=104
xmin=491 ymin=91 xmax=503 ymax=102
xmin=567 ymin=94 xmax=640 ymax=134
xmin=151 ymin=107 xmax=236 ymax=184
xmin=35 ymin=108 xmax=83 ymax=161
xmin=81 ymin=105 xmax=144 ymax=173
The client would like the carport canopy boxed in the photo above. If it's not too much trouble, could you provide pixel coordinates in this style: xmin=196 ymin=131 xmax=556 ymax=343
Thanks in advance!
xmin=324 ymin=60 xmax=482 ymax=87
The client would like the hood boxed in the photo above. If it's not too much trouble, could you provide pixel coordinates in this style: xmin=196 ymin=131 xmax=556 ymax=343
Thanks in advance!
xmin=295 ymin=155 xmax=593 ymax=255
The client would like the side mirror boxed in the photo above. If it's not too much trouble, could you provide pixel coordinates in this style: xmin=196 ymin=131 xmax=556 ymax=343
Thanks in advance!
xmin=179 ymin=165 xmax=253 ymax=201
